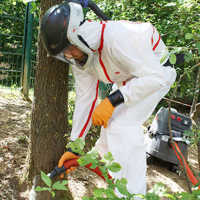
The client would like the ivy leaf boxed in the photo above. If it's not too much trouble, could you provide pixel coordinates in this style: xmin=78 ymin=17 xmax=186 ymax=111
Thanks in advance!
xmin=107 ymin=162 xmax=121 ymax=172
xmin=185 ymin=33 xmax=193 ymax=40
xmin=41 ymin=171 xmax=52 ymax=187
xmin=52 ymin=181 xmax=68 ymax=191
xmin=169 ymin=54 xmax=176 ymax=65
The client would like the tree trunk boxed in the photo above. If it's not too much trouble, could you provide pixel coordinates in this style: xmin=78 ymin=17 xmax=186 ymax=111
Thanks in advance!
xmin=28 ymin=0 xmax=72 ymax=199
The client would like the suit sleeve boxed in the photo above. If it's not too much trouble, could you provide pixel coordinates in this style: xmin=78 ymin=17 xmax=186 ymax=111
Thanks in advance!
xmin=108 ymin=22 xmax=176 ymax=105
xmin=70 ymin=66 xmax=99 ymax=141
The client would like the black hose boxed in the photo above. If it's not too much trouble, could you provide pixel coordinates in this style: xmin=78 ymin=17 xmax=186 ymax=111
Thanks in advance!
xmin=87 ymin=0 xmax=109 ymax=21
xmin=65 ymin=0 xmax=109 ymax=20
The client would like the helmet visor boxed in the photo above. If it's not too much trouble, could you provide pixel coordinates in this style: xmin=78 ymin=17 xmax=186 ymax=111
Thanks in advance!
xmin=54 ymin=51 xmax=77 ymax=66
xmin=54 ymin=46 xmax=88 ymax=68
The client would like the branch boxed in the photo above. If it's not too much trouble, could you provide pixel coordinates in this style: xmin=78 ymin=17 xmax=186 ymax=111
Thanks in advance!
xmin=163 ymin=97 xmax=191 ymax=107
xmin=172 ymin=62 xmax=200 ymax=99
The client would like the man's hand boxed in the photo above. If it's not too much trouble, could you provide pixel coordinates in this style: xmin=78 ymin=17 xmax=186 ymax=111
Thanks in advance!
xmin=58 ymin=149 xmax=80 ymax=178
xmin=92 ymin=97 xmax=114 ymax=128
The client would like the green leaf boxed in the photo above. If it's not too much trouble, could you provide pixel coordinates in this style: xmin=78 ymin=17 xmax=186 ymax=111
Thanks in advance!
xmin=196 ymin=42 xmax=200 ymax=55
xmin=115 ymin=178 xmax=130 ymax=196
xmin=52 ymin=181 xmax=68 ymax=191
xmin=184 ymin=53 xmax=193 ymax=63
xmin=104 ymin=152 xmax=114 ymax=162
xmin=149 ymin=183 xmax=167 ymax=197
xmin=163 ymin=193 xmax=176 ymax=200
xmin=51 ymin=191 xmax=55 ymax=197
xmin=169 ymin=54 xmax=176 ymax=65
xmin=41 ymin=171 xmax=52 ymax=187
xmin=35 ymin=186 xmax=51 ymax=192
xmin=89 ymin=162 xmax=98 ymax=169
xmin=78 ymin=156 xmax=90 ymax=166
xmin=185 ymin=33 xmax=193 ymax=40
xmin=68 ymin=138 xmax=85 ymax=155
xmin=107 ymin=162 xmax=121 ymax=172
xmin=78 ymin=149 xmax=99 ymax=166
xmin=165 ymin=2 xmax=176 ymax=7
xmin=61 ymin=180 xmax=68 ymax=185
xmin=82 ymin=197 xmax=93 ymax=200
xmin=144 ymin=193 xmax=160 ymax=200
xmin=93 ymin=188 xmax=105 ymax=197
xmin=78 ymin=154 xmax=96 ymax=166
xmin=104 ymin=188 xmax=117 ymax=198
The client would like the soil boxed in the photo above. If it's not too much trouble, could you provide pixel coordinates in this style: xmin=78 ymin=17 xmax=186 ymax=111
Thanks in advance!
xmin=0 ymin=88 xmax=199 ymax=200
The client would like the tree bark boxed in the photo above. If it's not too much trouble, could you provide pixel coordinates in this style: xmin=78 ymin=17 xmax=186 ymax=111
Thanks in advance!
xmin=28 ymin=0 xmax=72 ymax=199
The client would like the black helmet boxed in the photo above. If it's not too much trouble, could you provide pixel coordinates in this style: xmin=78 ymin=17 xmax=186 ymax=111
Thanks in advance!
xmin=40 ymin=3 xmax=71 ymax=56
xmin=40 ymin=0 xmax=109 ymax=60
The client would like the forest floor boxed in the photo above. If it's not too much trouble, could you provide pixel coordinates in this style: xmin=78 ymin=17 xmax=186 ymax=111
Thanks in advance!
xmin=0 ymin=88 xmax=199 ymax=200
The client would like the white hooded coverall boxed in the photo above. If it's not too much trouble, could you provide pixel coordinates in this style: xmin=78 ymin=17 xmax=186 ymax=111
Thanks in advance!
xmin=70 ymin=20 xmax=176 ymax=196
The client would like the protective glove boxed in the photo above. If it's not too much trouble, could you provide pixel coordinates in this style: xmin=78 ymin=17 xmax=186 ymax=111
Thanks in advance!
xmin=58 ymin=148 xmax=80 ymax=178
xmin=92 ymin=97 xmax=114 ymax=128
xmin=92 ymin=90 xmax=124 ymax=128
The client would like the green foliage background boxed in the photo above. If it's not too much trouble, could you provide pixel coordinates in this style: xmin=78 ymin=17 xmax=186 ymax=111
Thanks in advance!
xmin=1 ymin=0 xmax=200 ymax=107
xmin=0 ymin=0 xmax=25 ymax=53
xmin=89 ymin=0 xmax=200 ymax=108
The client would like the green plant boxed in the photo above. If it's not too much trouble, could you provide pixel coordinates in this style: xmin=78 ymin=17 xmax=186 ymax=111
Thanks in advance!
xmin=184 ymin=127 xmax=200 ymax=146
xmin=35 ymin=139 xmax=200 ymax=199
xmin=35 ymin=171 xmax=68 ymax=198
xmin=17 ymin=135 xmax=28 ymax=144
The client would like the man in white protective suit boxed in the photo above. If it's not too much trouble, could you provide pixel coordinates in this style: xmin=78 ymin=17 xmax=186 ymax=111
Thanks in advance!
xmin=40 ymin=0 xmax=176 ymax=198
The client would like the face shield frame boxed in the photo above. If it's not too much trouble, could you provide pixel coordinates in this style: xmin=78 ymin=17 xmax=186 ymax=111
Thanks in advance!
xmin=54 ymin=45 xmax=89 ymax=69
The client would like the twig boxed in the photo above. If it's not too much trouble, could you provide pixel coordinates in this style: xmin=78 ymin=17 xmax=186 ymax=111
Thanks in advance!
xmin=172 ymin=62 xmax=200 ymax=99
xmin=168 ymin=101 xmax=173 ymax=142
xmin=163 ymin=97 xmax=191 ymax=107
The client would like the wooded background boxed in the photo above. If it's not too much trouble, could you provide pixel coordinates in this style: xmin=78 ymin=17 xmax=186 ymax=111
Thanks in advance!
xmin=0 ymin=0 xmax=199 ymax=199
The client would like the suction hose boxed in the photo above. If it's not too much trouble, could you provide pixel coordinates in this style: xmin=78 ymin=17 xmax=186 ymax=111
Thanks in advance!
xmin=65 ymin=0 xmax=109 ymax=20
xmin=87 ymin=0 xmax=109 ymax=20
